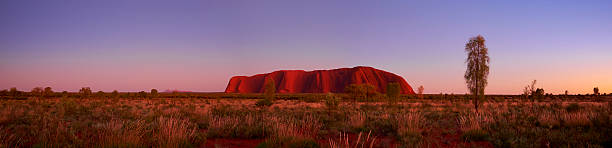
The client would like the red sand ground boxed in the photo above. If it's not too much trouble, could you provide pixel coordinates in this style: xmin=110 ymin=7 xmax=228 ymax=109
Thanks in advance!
xmin=225 ymin=66 xmax=415 ymax=94
xmin=204 ymin=139 xmax=264 ymax=148
xmin=203 ymin=135 xmax=493 ymax=148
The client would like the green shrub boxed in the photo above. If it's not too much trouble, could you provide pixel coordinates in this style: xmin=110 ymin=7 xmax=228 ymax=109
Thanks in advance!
xmin=364 ymin=118 xmax=395 ymax=135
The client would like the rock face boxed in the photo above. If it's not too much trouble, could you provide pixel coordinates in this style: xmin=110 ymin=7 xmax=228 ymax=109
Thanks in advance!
xmin=225 ymin=66 xmax=415 ymax=94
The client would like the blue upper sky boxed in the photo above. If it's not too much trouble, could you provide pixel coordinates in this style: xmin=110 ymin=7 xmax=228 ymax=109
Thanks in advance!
xmin=1 ymin=0 xmax=611 ymax=94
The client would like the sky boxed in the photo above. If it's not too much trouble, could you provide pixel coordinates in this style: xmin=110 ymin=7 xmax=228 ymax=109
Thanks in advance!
xmin=1 ymin=0 xmax=611 ymax=94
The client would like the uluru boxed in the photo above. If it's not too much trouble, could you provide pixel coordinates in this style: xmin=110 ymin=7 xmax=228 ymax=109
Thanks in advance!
xmin=225 ymin=66 xmax=415 ymax=94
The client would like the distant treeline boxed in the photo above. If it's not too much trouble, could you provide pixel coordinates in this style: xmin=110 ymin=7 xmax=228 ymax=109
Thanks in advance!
xmin=1 ymin=87 xmax=610 ymax=102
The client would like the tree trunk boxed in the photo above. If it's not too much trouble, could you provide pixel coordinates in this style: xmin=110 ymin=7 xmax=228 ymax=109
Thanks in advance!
xmin=474 ymin=82 xmax=479 ymax=113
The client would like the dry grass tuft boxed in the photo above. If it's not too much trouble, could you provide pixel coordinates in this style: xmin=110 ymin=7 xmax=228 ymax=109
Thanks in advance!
xmin=97 ymin=119 xmax=147 ymax=147
xmin=154 ymin=116 xmax=198 ymax=147
xmin=328 ymin=131 xmax=377 ymax=148
xmin=561 ymin=110 xmax=595 ymax=127
xmin=395 ymin=111 xmax=424 ymax=135
xmin=458 ymin=112 xmax=494 ymax=131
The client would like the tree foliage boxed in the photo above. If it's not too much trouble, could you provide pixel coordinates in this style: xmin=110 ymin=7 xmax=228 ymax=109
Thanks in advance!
xmin=464 ymin=35 xmax=490 ymax=112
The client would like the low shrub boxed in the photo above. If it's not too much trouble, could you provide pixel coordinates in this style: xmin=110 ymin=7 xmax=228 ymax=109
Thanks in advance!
xmin=398 ymin=131 xmax=422 ymax=147
xmin=461 ymin=129 xmax=490 ymax=142
xmin=301 ymin=97 xmax=320 ymax=103
xmin=256 ymin=99 xmax=274 ymax=107
xmin=566 ymin=103 xmax=582 ymax=112
xmin=324 ymin=94 xmax=340 ymax=111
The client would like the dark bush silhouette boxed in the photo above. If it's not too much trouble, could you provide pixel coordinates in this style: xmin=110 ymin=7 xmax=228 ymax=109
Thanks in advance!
xmin=9 ymin=87 xmax=20 ymax=97
xmin=43 ymin=87 xmax=53 ymax=98
xmin=111 ymin=90 xmax=119 ymax=98
xmin=79 ymin=87 xmax=92 ymax=98
xmin=534 ymin=88 xmax=545 ymax=101
xmin=151 ymin=89 xmax=158 ymax=98
xmin=0 ymin=89 xmax=7 ymax=97
xmin=31 ymin=87 xmax=43 ymax=97
xmin=95 ymin=91 xmax=105 ymax=98
xmin=255 ymin=98 xmax=273 ymax=107
xmin=138 ymin=91 xmax=147 ymax=98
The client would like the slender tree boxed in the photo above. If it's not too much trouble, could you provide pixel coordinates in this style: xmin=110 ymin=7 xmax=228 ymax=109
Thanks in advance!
xmin=464 ymin=35 xmax=490 ymax=113
xmin=594 ymin=87 xmax=599 ymax=96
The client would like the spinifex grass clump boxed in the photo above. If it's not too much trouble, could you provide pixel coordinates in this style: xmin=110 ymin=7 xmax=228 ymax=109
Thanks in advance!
xmin=328 ymin=131 xmax=377 ymax=148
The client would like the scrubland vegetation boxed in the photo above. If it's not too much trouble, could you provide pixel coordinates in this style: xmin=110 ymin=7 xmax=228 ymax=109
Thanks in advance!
xmin=0 ymin=90 xmax=611 ymax=148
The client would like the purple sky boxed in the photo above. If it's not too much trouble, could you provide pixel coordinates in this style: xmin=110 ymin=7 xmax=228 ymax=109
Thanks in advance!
xmin=1 ymin=0 xmax=611 ymax=94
